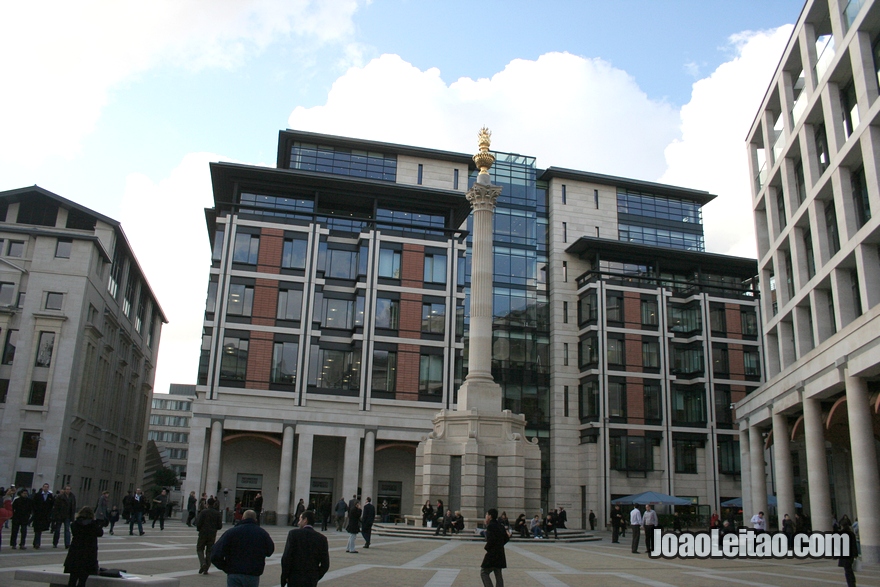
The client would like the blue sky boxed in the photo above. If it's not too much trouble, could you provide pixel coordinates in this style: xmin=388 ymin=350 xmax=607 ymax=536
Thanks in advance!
xmin=0 ymin=0 xmax=804 ymax=392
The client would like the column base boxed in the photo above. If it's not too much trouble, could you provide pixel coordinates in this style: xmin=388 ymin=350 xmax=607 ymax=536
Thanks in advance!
xmin=457 ymin=379 xmax=502 ymax=412
xmin=862 ymin=544 xmax=880 ymax=565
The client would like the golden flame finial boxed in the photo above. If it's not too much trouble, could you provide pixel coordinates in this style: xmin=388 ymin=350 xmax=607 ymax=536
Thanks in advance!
xmin=473 ymin=126 xmax=495 ymax=179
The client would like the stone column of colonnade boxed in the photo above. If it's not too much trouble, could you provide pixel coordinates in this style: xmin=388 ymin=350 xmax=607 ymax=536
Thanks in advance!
xmin=772 ymin=413 xmax=796 ymax=528
xmin=277 ymin=424 xmax=295 ymax=522
xmin=845 ymin=372 xmax=880 ymax=563
xmin=739 ymin=428 xmax=753 ymax=521
xmin=204 ymin=420 xmax=224 ymax=497
xmin=803 ymin=397 xmax=833 ymax=531
xmin=361 ymin=430 xmax=376 ymax=501
xmin=294 ymin=432 xmax=314 ymax=511
xmin=341 ymin=433 xmax=362 ymax=504
xmin=749 ymin=425 xmax=769 ymax=521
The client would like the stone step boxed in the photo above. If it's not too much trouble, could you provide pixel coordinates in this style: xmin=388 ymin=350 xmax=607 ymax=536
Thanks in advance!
xmin=373 ymin=523 xmax=601 ymax=543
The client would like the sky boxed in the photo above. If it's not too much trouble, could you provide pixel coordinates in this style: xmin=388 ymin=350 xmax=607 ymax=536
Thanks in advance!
xmin=0 ymin=0 xmax=806 ymax=395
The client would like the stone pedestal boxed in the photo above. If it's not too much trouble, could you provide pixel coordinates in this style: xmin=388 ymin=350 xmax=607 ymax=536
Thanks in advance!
xmin=415 ymin=407 xmax=541 ymax=520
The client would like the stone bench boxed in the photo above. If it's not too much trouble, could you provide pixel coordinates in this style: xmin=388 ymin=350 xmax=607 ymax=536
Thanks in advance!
xmin=14 ymin=569 xmax=180 ymax=587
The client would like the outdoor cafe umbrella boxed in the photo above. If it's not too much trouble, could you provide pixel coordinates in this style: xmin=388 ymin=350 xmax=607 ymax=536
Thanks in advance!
xmin=720 ymin=496 xmax=802 ymax=508
xmin=611 ymin=491 xmax=693 ymax=506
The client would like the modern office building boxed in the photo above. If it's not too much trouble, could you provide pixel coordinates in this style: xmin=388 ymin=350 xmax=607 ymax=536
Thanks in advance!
xmin=185 ymin=129 xmax=759 ymax=527
xmin=740 ymin=0 xmax=880 ymax=562
xmin=147 ymin=384 xmax=195 ymax=482
xmin=0 ymin=186 xmax=165 ymax=508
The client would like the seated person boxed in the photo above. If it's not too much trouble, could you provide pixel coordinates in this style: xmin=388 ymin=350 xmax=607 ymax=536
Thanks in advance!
xmin=453 ymin=511 xmax=464 ymax=534
xmin=514 ymin=514 xmax=528 ymax=538
xmin=530 ymin=514 xmax=544 ymax=539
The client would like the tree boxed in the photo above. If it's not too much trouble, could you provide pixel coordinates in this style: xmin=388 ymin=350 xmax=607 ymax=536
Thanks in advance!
xmin=152 ymin=466 xmax=179 ymax=489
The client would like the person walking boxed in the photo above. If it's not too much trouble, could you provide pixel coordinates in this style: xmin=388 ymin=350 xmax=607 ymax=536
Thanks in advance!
xmin=52 ymin=486 xmax=71 ymax=548
xmin=64 ymin=506 xmax=103 ymax=587
xmin=610 ymin=505 xmax=623 ymax=542
xmin=211 ymin=509 xmax=274 ymax=586
xmin=642 ymin=505 xmax=658 ymax=554
xmin=838 ymin=517 xmax=858 ymax=587
xmin=10 ymin=488 xmax=32 ymax=549
xmin=31 ymin=483 xmax=53 ymax=549
xmin=480 ymin=508 xmax=510 ymax=587
xmin=334 ymin=497 xmax=347 ymax=532
xmin=129 ymin=488 xmax=148 ymax=536
xmin=95 ymin=491 xmax=110 ymax=529
xmin=361 ymin=497 xmax=375 ymax=548
xmin=253 ymin=492 xmax=263 ymax=525
xmin=557 ymin=506 xmax=567 ymax=529
xmin=589 ymin=509 xmax=597 ymax=531
xmin=279 ymin=510 xmax=330 ymax=587
xmin=345 ymin=501 xmax=361 ymax=553
xmin=151 ymin=489 xmax=168 ymax=530
xmin=186 ymin=491 xmax=197 ymax=527
xmin=121 ymin=491 xmax=133 ymax=522
xmin=379 ymin=500 xmax=389 ymax=523
xmin=108 ymin=506 xmax=120 ymax=535
xmin=294 ymin=498 xmax=306 ymax=523
xmin=320 ymin=497 xmax=331 ymax=532
xmin=630 ymin=505 xmax=643 ymax=553
xmin=196 ymin=497 xmax=223 ymax=574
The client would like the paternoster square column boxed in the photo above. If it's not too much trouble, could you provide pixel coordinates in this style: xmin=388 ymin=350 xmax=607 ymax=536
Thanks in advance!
xmin=458 ymin=127 xmax=503 ymax=413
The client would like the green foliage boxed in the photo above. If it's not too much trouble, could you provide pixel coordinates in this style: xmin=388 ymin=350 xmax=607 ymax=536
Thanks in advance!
xmin=152 ymin=466 xmax=179 ymax=488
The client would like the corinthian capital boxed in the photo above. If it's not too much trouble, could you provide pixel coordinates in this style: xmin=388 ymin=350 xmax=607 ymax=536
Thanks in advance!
xmin=466 ymin=183 xmax=502 ymax=212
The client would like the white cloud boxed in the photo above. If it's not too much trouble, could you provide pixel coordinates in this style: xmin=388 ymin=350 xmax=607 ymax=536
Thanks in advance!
xmin=0 ymin=0 xmax=363 ymax=167
xmin=118 ymin=152 xmax=227 ymax=394
xmin=661 ymin=26 xmax=794 ymax=257
xmin=289 ymin=52 xmax=681 ymax=181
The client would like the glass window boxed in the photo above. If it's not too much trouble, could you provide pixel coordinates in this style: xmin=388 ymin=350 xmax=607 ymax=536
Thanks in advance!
xmin=375 ymin=298 xmax=399 ymax=329
xmin=35 ymin=332 xmax=55 ymax=367
xmin=421 ymin=302 xmax=446 ymax=334
xmin=606 ymin=293 xmax=623 ymax=322
xmin=644 ymin=382 xmax=661 ymax=420
xmin=672 ymin=386 xmax=705 ymax=425
xmin=212 ymin=229 xmax=224 ymax=262
xmin=135 ymin=292 xmax=147 ymax=333
xmin=671 ymin=345 xmax=704 ymax=376
xmin=0 ymin=378 xmax=8 ymax=403
xmin=712 ymin=345 xmax=729 ymax=375
xmin=205 ymin=280 xmax=218 ymax=314
xmin=20 ymin=432 xmax=40 ymax=458
xmin=608 ymin=381 xmax=626 ymax=418
xmin=715 ymin=386 xmax=733 ymax=426
xmin=123 ymin=273 xmax=137 ymax=318
xmin=610 ymin=436 xmax=652 ymax=471
xmin=642 ymin=339 xmax=660 ymax=368
xmin=578 ymin=291 xmax=597 ymax=324
xmin=579 ymin=335 xmax=599 ymax=368
xmin=45 ymin=292 xmax=63 ymax=310
xmin=323 ymin=298 xmax=354 ymax=329
xmin=2 ymin=329 xmax=17 ymax=364
xmin=744 ymin=349 xmax=761 ymax=376
xmin=325 ymin=248 xmax=358 ymax=279
xmin=227 ymin=284 xmax=254 ymax=316
xmin=28 ymin=381 xmax=47 ymax=406
xmin=311 ymin=348 xmax=360 ymax=390
xmin=419 ymin=354 xmax=443 ymax=395
xmin=741 ymin=308 xmax=758 ymax=336
xmin=674 ymin=441 xmax=698 ymax=474
xmin=641 ymin=299 xmax=658 ymax=326
xmin=378 ymin=248 xmax=401 ymax=279
xmin=424 ymin=254 xmax=447 ymax=284
xmin=607 ymin=338 xmax=625 ymax=366
xmin=710 ymin=304 xmax=726 ymax=334
xmin=7 ymin=241 xmax=24 ymax=257
xmin=668 ymin=303 xmax=702 ymax=334
xmin=852 ymin=166 xmax=871 ymax=229
xmin=794 ymin=159 xmax=807 ymax=205
xmin=277 ymin=289 xmax=303 ymax=321
xmin=815 ymin=124 xmax=830 ymax=174
xmin=232 ymin=233 xmax=260 ymax=265
xmin=776 ymin=191 xmax=787 ymax=231
xmin=804 ymin=229 xmax=815 ymax=279
xmin=290 ymin=142 xmax=397 ymax=182
xmin=108 ymin=247 xmax=123 ymax=298
xmin=240 ymin=193 xmax=315 ymax=219
xmin=55 ymin=239 xmax=72 ymax=258
xmin=718 ymin=438 xmax=741 ymax=474
xmin=371 ymin=350 xmax=397 ymax=392
xmin=579 ymin=378 xmax=599 ymax=419
xmin=282 ymin=239 xmax=308 ymax=269
xmin=0 ymin=282 xmax=15 ymax=306
xmin=271 ymin=341 xmax=298 ymax=384
xmin=219 ymin=337 xmax=248 ymax=381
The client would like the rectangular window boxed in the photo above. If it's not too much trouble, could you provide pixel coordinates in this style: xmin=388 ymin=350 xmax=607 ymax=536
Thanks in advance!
xmin=607 ymin=337 xmax=625 ymax=366
xmin=421 ymin=302 xmax=446 ymax=334
xmin=608 ymin=380 xmax=626 ymax=418
xmin=378 ymin=248 xmax=401 ymax=279
xmin=123 ymin=274 xmax=136 ymax=318
xmin=579 ymin=379 xmax=599 ymax=419
xmin=55 ymin=239 xmax=72 ymax=258
xmin=219 ymin=337 xmax=248 ymax=382
xmin=2 ymin=329 xmax=17 ymax=364
xmin=644 ymin=382 xmax=661 ymax=420
xmin=45 ymin=292 xmax=63 ymax=310
xmin=135 ymin=292 xmax=147 ymax=334
xmin=674 ymin=440 xmax=699 ymax=474
xmin=562 ymin=221 xmax=567 ymax=243
xmin=744 ymin=349 xmax=761 ymax=376
xmin=564 ymin=385 xmax=569 ymax=417
xmin=641 ymin=299 xmax=658 ymax=326
xmin=206 ymin=280 xmax=218 ymax=314
xmin=852 ymin=269 xmax=863 ymax=317
xmin=561 ymin=184 xmax=567 ymax=204
xmin=108 ymin=247 xmax=123 ymax=298
xmin=712 ymin=345 xmax=729 ymax=375
xmin=324 ymin=248 xmax=358 ymax=279
xmin=578 ymin=291 xmax=597 ymax=324
xmin=594 ymin=189 xmax=599 ymax=208
xmin=671 ymin=345 xmax=704 ymax=376
xmin=610 ymin=436 xmax=652 ymax=471
xmin=371 ymin=350 xmax=397 ymax=392
xmin=375 ymin=297 xmax=400 ymax=329
xmin=606 ymin=293 xmax=623 ymax=322
xmin=718 ymin=438 xmax=741 ymax=475
xmin=672 ymin=386 xmax=705 ymax=425
xmin=794 ymin=159 xmax=807 ymax=205
xmin=668 ymin=303 xmax=702 ymax=334
xmin=852 ymin=166 xmax=871 ymax=229
xmin=323 ymin=298 xmax=355 ymax=329
xmin=232 ymin=233 xmax=260 ymax=265
xmin=277 ymin=289 xmax=303 ymax=321
xmin=424 ymin=254 xmax=447 ymax=284
xmin=562 ymin=261 xmax=568 ymax=282
xmin=804 ymin=229 xmax=815 ymax=279
xmin=0 ymin=282 xmax=15 ymax=306
xmin=271 ymin=341 xmax=298 ymax=384
xmin=579 ymin=335 xmax=599 ymax=368
xmin=741 ymin=308 xmax=758 ymax=336
xmin=453 ymin=169 xmax=459 ymax=190
xmin=815 ymin=124 xmax=830 ymax=174
xmin=0 ymin=379 xmax=7 ymax=403
xmin=417 ymin=163 xmax=423 ymax=185
xmin=715 ymin=386 xmax=733 ymax=426
xmin=419 ymin=354 xmax=443 ymax=395
xmin=642 ymin=339 xmax=660 ymax=368
xmin=28 ymin=381 xmax=47 ymax=406
xmin=20 ymin=432 xmax=41 ymax=458
xmin=281 ymin=238 xmax=308 ymax=269
xmin=841 ymin=82 xmax=859 ymax=140
xmin=7 ymin=240 xmax=24 ymax=257
xmin=709 ymin=304 xmax=726 ymax=334
xmin=776 ymin=191 xmax=787 ymax=231
xmin=563 ymin=301 xmax=569 ymax=323
xmin=563 ymin=343 xmax=569 ymax=367
xmin=35 ymin=332 xmax=55 ymax=367
xmin=227 ymin=284 xmax=254 ymax=316
xmin=212 ymin=229 xmax=224 ymax=262
xmin=311 ymin=348 xmax=360 ymax=390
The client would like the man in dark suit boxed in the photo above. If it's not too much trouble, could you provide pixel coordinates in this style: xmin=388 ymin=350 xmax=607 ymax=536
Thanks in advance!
xmin=129 ymin=488 xmax=148 ymax=535
xmin=31 ymin=483 xmax=53 ymax=549
xmin=480 ymin=508 xmax=509 ymax=587
xmin=361 ymin=497 xmax=375 ymax=548
xmin=280 ymin=510 xmax=329 ymax=587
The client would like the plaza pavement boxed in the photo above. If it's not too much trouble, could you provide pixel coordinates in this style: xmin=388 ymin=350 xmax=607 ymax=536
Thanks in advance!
xmin=1 ymin=519 xmax=877 ymax=587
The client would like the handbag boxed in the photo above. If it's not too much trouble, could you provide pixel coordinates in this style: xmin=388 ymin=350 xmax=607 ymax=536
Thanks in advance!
xmin=98 ymin=568 xmax=127 ymax=578
xmin=854 ymin=558 xmax=863 ymax=572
